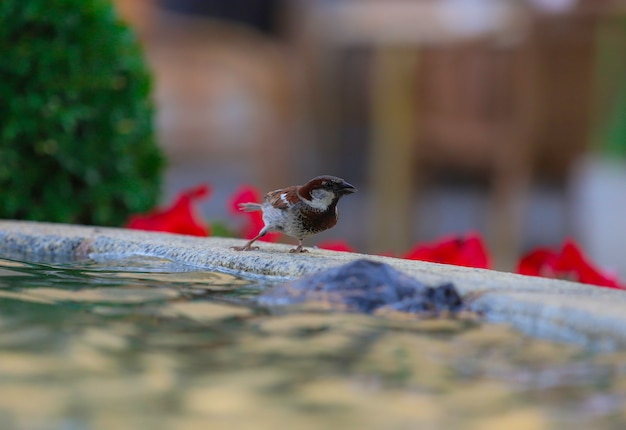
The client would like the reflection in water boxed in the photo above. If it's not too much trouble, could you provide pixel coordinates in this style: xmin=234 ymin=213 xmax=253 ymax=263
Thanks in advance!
xmin=0 ymin=257 xmax=625 ymax=429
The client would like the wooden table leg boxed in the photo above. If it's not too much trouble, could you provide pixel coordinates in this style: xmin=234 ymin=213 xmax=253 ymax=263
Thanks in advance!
xmin=368 ymin=47 xmax=419 ymax=253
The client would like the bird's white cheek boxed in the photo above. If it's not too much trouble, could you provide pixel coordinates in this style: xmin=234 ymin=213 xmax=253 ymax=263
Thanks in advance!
xmin=306 ymin=189 xmax=334 ymax=210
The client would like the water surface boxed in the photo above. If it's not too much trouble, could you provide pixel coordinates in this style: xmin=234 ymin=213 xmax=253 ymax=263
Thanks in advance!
xmin=0 ymin=256 xmax=625 ymax=430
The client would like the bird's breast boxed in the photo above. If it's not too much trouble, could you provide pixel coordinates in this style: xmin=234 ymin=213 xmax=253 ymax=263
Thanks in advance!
xmin=291 ymin=206 xmax=338 ymax=238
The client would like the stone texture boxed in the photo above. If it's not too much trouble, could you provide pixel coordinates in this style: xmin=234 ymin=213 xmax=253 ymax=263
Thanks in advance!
xmin=1 ymin=220 xmax=625 ymax=349
xmin=257 ymin=259 xmax=463 ymax=314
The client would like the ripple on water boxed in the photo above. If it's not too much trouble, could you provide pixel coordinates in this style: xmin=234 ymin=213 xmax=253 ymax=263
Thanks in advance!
xmin=0 ymin=256 xmax=625 ymax=430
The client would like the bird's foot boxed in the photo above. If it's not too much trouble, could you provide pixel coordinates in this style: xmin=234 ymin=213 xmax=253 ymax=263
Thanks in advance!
xmin=231 ymin=244 xmax=260 ymax=251
xmin=289 ymin=245 xmax=308 ymax=253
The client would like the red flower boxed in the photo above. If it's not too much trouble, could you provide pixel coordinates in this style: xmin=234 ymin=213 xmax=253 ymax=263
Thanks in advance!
xmin=126 ymin=184 xmax=210 ymax=237
xmin=403 ymin=232 xmax=491 ymax=269
xmin=229 ymin=185 xmax=280 ymax=243
xmin=516 ymin=239 xmax=623 ymax=289
xmin=516 ymin=248 xmax=558 ymax=277
xmin=318 ymin=240 xmax=356 ymax=253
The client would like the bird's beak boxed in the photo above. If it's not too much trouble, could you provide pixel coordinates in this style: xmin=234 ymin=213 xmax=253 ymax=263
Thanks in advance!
xmin=339 ymin=181 xmax=357 ymax=195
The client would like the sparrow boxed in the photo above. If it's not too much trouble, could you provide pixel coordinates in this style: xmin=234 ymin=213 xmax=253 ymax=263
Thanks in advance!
xmin=231 ymin=175 xmax=357 ymax=253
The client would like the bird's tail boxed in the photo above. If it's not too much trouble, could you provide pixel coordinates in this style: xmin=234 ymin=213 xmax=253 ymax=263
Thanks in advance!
xmin=238 ymin=202 xmax=262 ymax=212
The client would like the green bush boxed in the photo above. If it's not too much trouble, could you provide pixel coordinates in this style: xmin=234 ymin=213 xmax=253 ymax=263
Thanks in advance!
xmin=0 ymin=0 xmax=163 ymax=226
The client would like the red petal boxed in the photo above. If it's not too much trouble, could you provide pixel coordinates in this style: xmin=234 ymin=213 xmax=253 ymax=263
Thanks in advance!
xmin=126 ymin=184 xmax=211 ymax=237
xmin=516 ymin=239 xmax=624 ymax=289
xmin=554 ymin=239 xmax=623 ymax=289
xmin=403 ymin=232 xmax=491 ymax=269
xmin=403 ymin=237 xmax=458 ymax=262
xmin=318 ymin=240 xmax=356 ymax=253
xmin=456 ymin=233 xmax=491 ymax=269
xmin=516 ymin=248 xmax=558 ymax=277
xmin=182 ymin=184 xmax=210 ymax=200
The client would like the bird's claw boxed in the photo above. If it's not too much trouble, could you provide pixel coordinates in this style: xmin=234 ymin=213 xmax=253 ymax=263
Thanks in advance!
xmin=231 ymin=245 xmax=260 ymax=252
xmin=289 ymin=246 xmax=308 ymax=253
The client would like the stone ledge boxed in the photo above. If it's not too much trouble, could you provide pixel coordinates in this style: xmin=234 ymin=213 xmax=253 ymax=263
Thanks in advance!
xmin=1 ymin=220 xmax=624 ymax=349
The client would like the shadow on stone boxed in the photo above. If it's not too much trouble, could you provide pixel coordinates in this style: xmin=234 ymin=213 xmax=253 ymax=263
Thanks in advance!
xmin=257 ymin=259 xmax=464 ymax=315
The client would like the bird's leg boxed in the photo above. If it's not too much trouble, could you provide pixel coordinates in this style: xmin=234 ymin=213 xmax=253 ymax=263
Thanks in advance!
xmin=289 ymin=239 xmax=308 ymax=253
xmin=231 ymin=241 xmax=260 ymax=251
xmin=231 ymin=230 xmax=266 ymax=251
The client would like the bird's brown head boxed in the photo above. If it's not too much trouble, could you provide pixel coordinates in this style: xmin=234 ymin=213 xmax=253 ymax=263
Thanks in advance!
xmin=299 ymin=175 xmax=357 ymax=210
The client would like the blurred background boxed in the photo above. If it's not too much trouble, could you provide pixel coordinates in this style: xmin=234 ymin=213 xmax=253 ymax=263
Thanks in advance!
xmin=111 ymin=0 xmax=626 ymax=272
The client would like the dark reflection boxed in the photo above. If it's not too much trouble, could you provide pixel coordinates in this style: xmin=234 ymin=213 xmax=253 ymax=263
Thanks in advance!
xmin=0 ymin=257 xmax=625 ymax=429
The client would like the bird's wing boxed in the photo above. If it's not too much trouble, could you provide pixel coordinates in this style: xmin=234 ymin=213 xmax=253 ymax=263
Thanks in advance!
xmin=266 ymin=186 xmax=300 ymax=210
